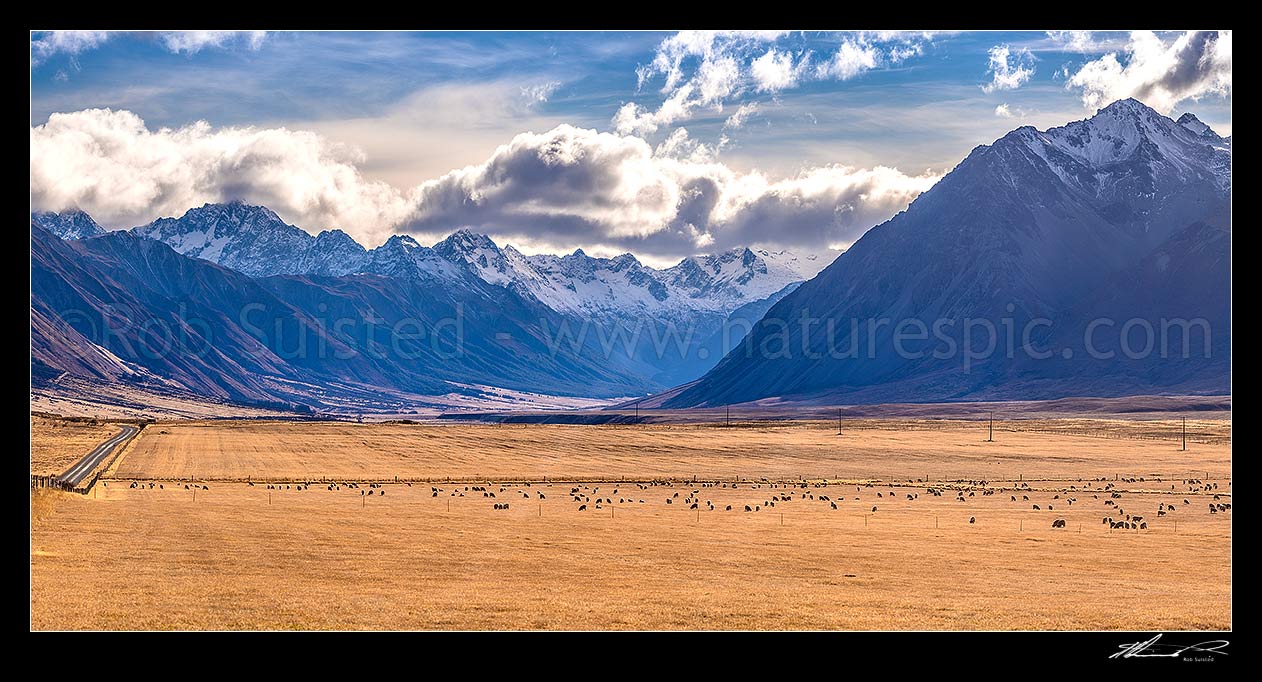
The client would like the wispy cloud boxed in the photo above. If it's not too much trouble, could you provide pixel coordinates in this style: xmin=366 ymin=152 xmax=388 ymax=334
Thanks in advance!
xmin=159 ymin=31 xmax=267 ymax=55
xmin=615 ymin=31 xmax=933 ymax=136
xmin=31 ymin=30 xmax=269 ymax=68
xmin=520 ymin=80 xmax=561 ymax=105
xmin=723 ymin=102 xmax=759 ymax=130
xmin=993 ymin=103 xmax=1030 ymax=118
xmin=982 ymin=44 xmax=1035 ymax=93
xmin=1044 ymin=30 xmax=1099 ymax=53
xmin=1064 ymin=30 xmax=1231 ymax=113
xmin=30 ymin=31 xmax=115 ymax=66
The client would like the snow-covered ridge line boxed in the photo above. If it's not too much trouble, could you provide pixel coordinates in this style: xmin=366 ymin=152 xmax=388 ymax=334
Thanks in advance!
xmin=43 ymin=200 xmax=827 ymax=321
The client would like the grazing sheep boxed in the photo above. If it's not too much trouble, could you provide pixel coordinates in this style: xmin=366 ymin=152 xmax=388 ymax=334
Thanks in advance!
xmin=1032 ymin=504 xmax=1040 ymax=510
xmin=578 ymin=505 xmax=587 ymax=511
xmin=726 ymin=505 xmax=732 ymax=511
xmin=744 ymin=505 xmax=752 ymax=512
xmin=969 ymin=517 xmax=976 ymax=524
xmin=871 ymin=506 xmax=877 ymax=512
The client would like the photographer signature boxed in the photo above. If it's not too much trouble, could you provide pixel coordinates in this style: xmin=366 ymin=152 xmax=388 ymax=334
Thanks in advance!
xmin=1110 ymin=634 xmax=1229 ymax=659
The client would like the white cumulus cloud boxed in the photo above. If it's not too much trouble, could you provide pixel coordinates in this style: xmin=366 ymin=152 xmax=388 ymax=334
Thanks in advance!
xmin=751 ymin=49 xmax=808 ymax=92
xmin=400 ymin=125 xmax=941 ymax=257
xmin=30 ymin=108 xmax=410 ymax=245
xmin=1064 ymin=30 xmax=1231 ymax=114
xmin=982 ymin=45 xmax=1035 ymax=93
xmin=994 ymin=104 xmax=1013 ymax=118
xmin=31 ymin=110 xmax=941 ymax=260
xmin=815 ymin=40 xmax=879 ymax=80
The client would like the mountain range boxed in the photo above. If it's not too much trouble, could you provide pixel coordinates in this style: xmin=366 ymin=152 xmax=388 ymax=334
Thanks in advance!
xmin=30 ymin=98 xmax=1230 ymax=413
xmin=31 ymin=201 xmax=822 ymax=409
xmin=660 ymin=99 xmax=1231 ymax=408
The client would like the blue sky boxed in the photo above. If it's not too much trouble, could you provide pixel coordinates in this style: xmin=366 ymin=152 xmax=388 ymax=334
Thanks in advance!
xmin=30 ymin=30 xmax=1232 ymax=265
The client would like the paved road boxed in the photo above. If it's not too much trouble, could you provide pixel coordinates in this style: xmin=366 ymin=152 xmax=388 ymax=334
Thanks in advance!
xmin=57 ymin=424 xmax=139 ymax=487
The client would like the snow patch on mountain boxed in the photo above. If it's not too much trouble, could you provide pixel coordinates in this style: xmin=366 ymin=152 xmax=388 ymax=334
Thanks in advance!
xmin=31 ymin=209 xmax=106 ymax=240
xmin=433 ymin=229 xmax=826 ymax=321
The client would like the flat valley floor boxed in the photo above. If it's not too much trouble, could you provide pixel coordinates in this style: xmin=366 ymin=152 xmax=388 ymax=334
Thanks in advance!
xmin=30 ymin=418 xmax=1231 ymax=630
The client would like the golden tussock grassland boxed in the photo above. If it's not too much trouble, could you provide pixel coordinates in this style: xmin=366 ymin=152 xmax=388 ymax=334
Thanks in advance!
xmin=31 ymin=418 xmax=1230 ymax=630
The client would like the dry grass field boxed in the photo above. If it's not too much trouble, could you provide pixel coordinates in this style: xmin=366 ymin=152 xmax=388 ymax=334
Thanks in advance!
xmin=111 ymin=418 xmax=1230 ymax=483
xmin=31 ymin=418 xmax=1231 ymax=630
xmin=30 ymin=415 xmax=126 ymax=477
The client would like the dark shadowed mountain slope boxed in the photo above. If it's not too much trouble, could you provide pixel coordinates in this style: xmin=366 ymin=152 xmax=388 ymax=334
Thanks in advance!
xmin=664 ymin=99 xmax=1230 ymax=407
xmin=32 ymin=226 xmax=657 ymax=409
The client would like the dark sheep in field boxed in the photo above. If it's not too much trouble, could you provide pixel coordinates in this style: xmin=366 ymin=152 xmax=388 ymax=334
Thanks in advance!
xmin=831 ymin=502 xmax=838 ymax=510
xmin=1011 ymin=496 xmax=1017 ymax=502
xmin=969 ymin=517 xmax=975 ymax=524
xmin=755 ymin=506 xmax=760 ymax=512
xmin=690 ymin=503 xmax=698 ymax=509
xmin=367 ymin=490 xmax=374 ymax=495
xmin=1032 ymin=504 xmax=1040 ymax=510
xmin=1209 ymin=504 xmax=1217 ymax=514
xmin=1022 ymin=495 xmax=1029 ymax=501
xmin=433 ymin=492 xmax=438 ymax=497
xmin=871 ymin=506 xmax=877 ymax=512
xmin=726 ymin=505 xmax=732 ymax=511
xmin=539 ymin=492 xmax=545 ymax=499
xmin=744 ymin=505 xmax=752 ymax=512
xmin=1139 ymin=522 xmax=1147 ymax=529
xmin=202 ymin=485 xmax=208 ymax=490
xmin=666 ymin=498 xmax=672 ymax=505
xmin=578 ymin=505 xmax=587 ymax=511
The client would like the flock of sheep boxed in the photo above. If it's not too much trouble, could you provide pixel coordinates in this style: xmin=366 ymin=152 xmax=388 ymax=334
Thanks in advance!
xmin=114 ymin=474 xmax=1231 ymax=533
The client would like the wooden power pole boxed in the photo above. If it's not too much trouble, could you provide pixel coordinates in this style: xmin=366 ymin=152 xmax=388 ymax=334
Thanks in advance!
xmin=1181 ymin=417 xmax=1187 ymax=451
xmin=838 ymin=408 xmax=843 ymax=435
xmin=986 ymin=412 xmax=994 ymax=442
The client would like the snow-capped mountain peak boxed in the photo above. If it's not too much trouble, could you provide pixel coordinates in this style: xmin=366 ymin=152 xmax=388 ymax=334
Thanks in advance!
xmin=1177 ymin=112 xmax=1213 ymax=137
xmin=132 ymin=201 xmax=370 ymax=277
xmin=31 ymin=209 xmax=107 ymax=240
xmin=120 ymin=201 xmax=831 ymax=321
